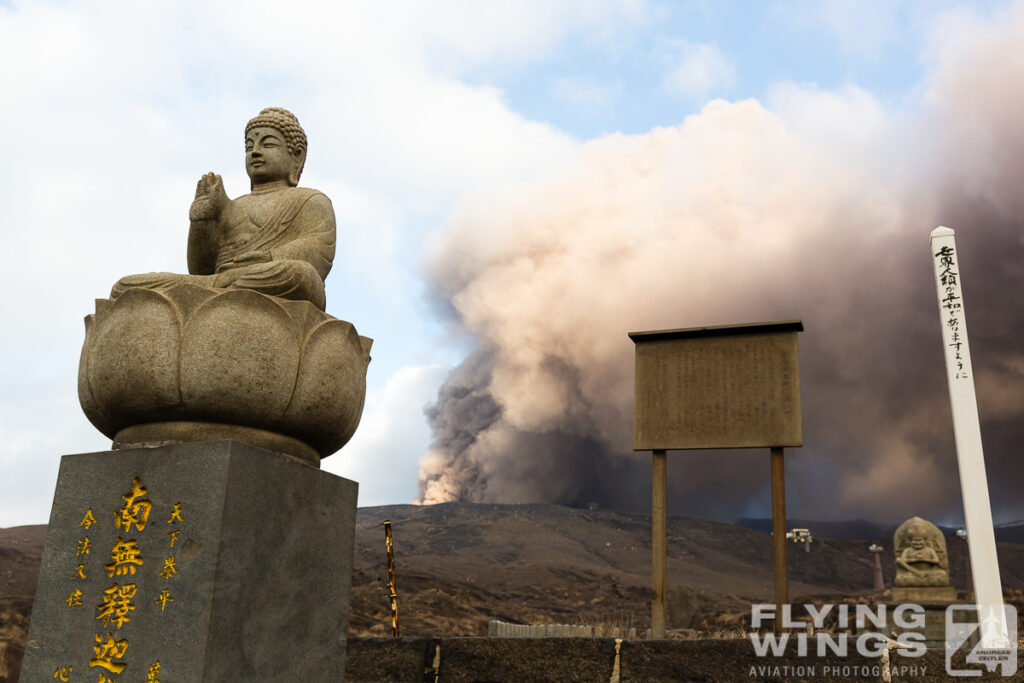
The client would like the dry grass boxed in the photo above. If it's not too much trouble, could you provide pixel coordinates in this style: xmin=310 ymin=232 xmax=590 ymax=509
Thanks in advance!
xmin=583 ymin=611 xmax=639 ymax=638
xmin=701 ymin=627 xmax=749 ymax=639
xmin=0 ymin=602 xmax=31 ymax=683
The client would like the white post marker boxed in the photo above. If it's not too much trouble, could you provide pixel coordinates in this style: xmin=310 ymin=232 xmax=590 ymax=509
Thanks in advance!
xmin=930 ymin=226 xmax=1009 ymax=648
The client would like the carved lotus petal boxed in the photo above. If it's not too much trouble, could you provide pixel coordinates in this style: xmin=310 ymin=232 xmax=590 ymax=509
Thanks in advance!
xmin=285 ymin=318 xmax=369 ymax=455
xmin=80 ymin=288 xmax=182 ymax=431
xmin=180 ymin=289 xmax=301 ymax=424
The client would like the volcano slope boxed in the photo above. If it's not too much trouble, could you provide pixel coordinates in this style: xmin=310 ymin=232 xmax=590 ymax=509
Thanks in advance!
xmin=5 ymin=502 xmax=1024 ymax=653
xmin=347 ymin=503 xmax=1024 ymax=636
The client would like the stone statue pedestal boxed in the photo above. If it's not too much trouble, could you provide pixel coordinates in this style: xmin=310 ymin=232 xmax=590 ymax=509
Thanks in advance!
xmin=79 ymin=285 xmax=372 ymax=467
xmin=892 ymin=585 xmax=956 ymax=603
xmin=21 ymin=441 xmax=357 ymax=682
xmin=878 ymin=601 xmax=959 ymax=648
xmin=877 ymin=590 xmax=959 ymax=647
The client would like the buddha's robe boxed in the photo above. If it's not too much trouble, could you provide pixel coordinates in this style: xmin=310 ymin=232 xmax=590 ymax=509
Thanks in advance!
xmin=112 ymin=186 xmax=336 ymax=310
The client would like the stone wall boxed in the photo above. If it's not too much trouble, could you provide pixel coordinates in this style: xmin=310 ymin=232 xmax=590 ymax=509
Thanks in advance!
xmin=345 ymin=637 xmax=1023 ymax=682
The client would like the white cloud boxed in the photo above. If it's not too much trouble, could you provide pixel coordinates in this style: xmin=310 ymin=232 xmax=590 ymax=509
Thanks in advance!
xmin=917 ymin=0 xmax=1024 ymax=213
xmin=765 ymin=81 xmax=903 ymax=182
xmin=0 ymin=369 xmax=110 ymax=527
xmin=322 ymin=364 xmax=447 ymax=506
xmin=391 ymin=0 xmax=651 ymax=72
xmin=658 ymin=39 xmax=736 ymax=99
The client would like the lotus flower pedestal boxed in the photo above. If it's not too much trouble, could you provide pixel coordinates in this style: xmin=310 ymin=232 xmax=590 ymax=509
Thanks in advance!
xmin=77 ymin=283 xmax=372 ymax=466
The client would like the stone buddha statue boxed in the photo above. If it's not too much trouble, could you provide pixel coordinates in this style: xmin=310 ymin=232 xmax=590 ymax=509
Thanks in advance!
xmin=81 ymin=108 xmax=370 ymax=466
xmin=112 ymin=107 xmax=335 ymax=310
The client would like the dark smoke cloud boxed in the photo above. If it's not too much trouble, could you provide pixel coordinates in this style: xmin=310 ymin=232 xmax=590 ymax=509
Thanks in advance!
xmin=416 ymin=5 xmax=1024 ymax=523
xmin=420 ymin=349 xmax=500 ymax=501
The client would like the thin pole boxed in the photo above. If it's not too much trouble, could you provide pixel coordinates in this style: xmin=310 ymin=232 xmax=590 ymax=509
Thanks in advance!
xmin=870 ymin=545 xmax=885 ymax=591
xmin=383 ymin=520 xmax=399 ymax=637
xmin=770 ymin=447 xmax=787 ymax=626
xmin=651 ymin=449 xmax=667 ymax=638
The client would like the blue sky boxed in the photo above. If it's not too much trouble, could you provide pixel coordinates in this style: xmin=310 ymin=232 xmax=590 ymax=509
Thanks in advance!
xmin=3 ymin=0 xmax=1024 ymax=527
xmin=491 ymin=1 xmax=956 ymax=135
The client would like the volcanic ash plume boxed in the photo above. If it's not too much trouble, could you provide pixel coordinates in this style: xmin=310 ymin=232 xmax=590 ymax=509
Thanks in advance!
xmin=417 ymin=6 xmax=1024 ymax=520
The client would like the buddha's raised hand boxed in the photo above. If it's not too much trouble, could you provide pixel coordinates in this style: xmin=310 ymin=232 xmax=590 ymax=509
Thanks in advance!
xmin=189 ymin=172 xmax=229 ymax=222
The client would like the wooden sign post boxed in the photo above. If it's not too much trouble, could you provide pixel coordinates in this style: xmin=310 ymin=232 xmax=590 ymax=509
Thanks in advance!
xmin=930 ymin=227 xmax=1009 ymax=648
xmin=630 ymin=321 xmax=803 ymax=637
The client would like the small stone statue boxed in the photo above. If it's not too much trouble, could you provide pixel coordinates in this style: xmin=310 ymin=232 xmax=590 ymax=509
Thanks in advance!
xmin=112 ymin=107 xmax=335 ymax=310
xmin=891 ymin=516 xmax=955 ymax=603
xmin=894 ymin=517 xmax=949 ymax=586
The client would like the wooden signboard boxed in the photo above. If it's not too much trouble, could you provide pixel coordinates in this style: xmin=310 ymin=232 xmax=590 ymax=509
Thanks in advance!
xmin=631 ymin=321 xmax=803 ymax=451
xmin=629 ymin=320 xmax=803 ymax=638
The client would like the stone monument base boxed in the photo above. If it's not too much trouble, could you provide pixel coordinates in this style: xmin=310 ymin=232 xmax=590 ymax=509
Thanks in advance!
xmin=21 ymin=440 xmax=357 ymax=682
xmin=892 ymin=585 xmax=956 ymax=603
xmin=874 ymin=596 xmax=959 ymax=648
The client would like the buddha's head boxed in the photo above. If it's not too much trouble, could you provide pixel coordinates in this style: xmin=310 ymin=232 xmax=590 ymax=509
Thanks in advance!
xmin=245 ymin=107 xmax=308 ymax=188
